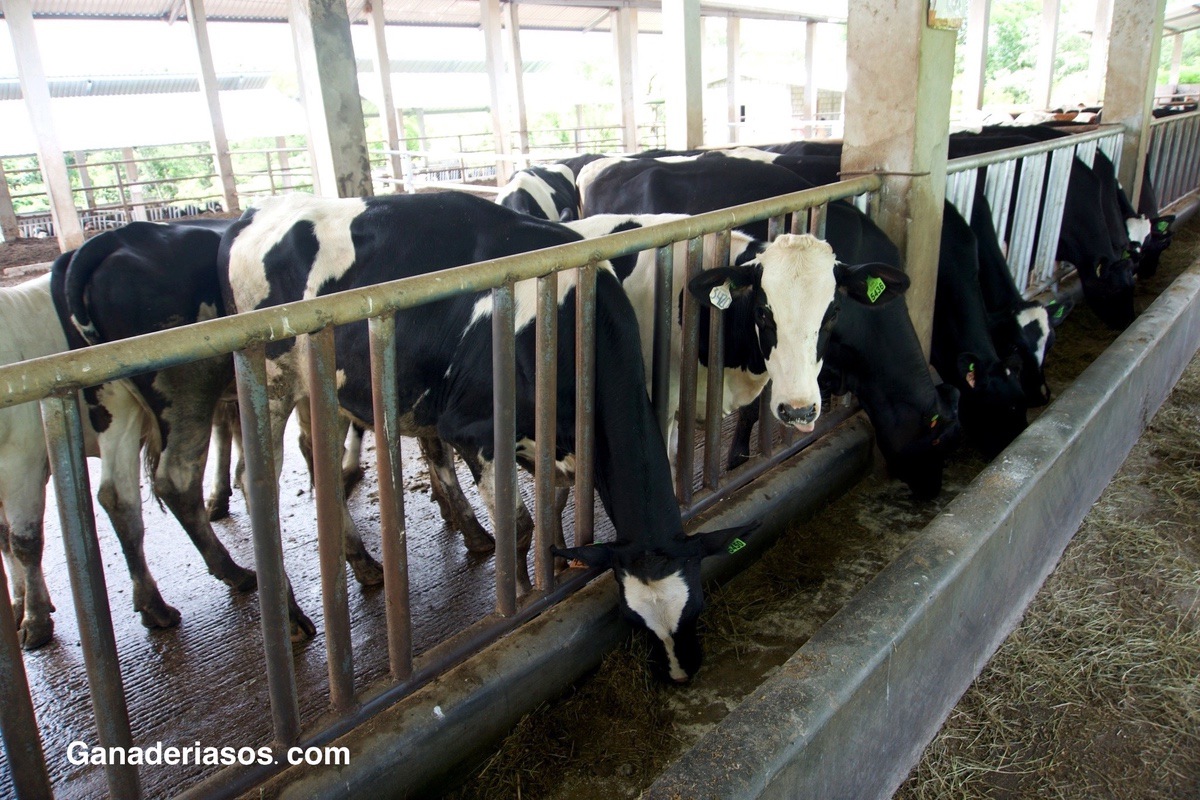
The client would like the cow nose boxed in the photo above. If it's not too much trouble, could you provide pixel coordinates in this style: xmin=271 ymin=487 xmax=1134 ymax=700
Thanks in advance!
xmin=777 ymin=402 xmax=818 ymax=425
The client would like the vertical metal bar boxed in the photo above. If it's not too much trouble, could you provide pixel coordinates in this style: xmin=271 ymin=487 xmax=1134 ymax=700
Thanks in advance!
xmin=305 ymin=326 xmax=355 ymax=710
xmin=533 ymin=273 xmax=558 ymax=593
xmin=790 ymin=205 xmax=810 ymax=235
xmin=0 ymin=542 xmax=52 ymax=800
xmin=41 ymin=393 xmax=142 ymax=800
xmin=812 ymin=202 xmax=828 ymax=239
xmin=1009 ymin=153 xmax=1047 ymax=291
xmin=675 ymin=237 xmax=703 ymax=505
xmin=651 ymin=245 xmax=674 ymax=441
xmin=767 ymin=214 xmax=786 ymax=242
xmin=368 ymin=314 xmax=413 ymax=682
xmin=1168 ymin=123 xmax=1185 ymax=203
xmin=1148 ymin=127 xmax=1165 ymax=206
xmin=492 ymin=283 xmax=518 ymax=617
xmin=757 ymin=384 xmax=775 ymax=458
xmin=233 ymin=345 xmax=301 ymax=746
xmin=1032 ymin=146 xmax=1074 ymax=286
xmin=574 ymin=264 xmax=597 ymax=547
xmin=703 ymin=230 xmax=729 ymax=489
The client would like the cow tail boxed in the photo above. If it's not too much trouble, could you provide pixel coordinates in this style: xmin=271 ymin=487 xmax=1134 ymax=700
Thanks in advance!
xmin=141 ymin=411 xmax=166 ymax=512
xmin=64 ymin=230 xmax=125 ymax=344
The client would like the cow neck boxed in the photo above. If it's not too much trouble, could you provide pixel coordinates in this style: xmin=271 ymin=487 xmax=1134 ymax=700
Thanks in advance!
xmin=833 ymin=298 xmax=937 ymax=410
xmin=592 ymin=273 xmax=685 ymax=549
xmin=696 ymin=293 xmax=766 ymax=375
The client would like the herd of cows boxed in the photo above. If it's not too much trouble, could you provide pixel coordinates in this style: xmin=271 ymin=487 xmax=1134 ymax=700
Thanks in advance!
xmin=0 ymin=123 xmax=1178 ymax=684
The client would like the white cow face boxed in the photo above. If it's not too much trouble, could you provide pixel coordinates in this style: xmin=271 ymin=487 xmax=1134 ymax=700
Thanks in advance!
xmin=690 ymin=234 xmax=838 ymax=432
xmin=554 ymin=523 xmax=756 ymax=683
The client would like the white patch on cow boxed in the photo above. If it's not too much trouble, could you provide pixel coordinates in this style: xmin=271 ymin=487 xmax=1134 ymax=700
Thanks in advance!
xmin=576 ymin=157 xmax=631 ymax=209
xmin=620 ymin=571 xmax=690 ymax=682
xmin=1017 ymin=305 xmax=1052 ymax=366
xmin=1126 ymin=216 xmax=1151 ymax=247
xmin=496 ymin=164 xmax=576 ymax=219
xmin=756 ymin=234 xmax=837 ymax=430
xmin=225 ymin=194 xmax=368 ymax=313
xmin=462 ymin=262 xmax=617 ymax=337
xmin=196 ymin=302 xmax=219 ymax=323
xmin=722 ymin=147 xmax=782 ymax=164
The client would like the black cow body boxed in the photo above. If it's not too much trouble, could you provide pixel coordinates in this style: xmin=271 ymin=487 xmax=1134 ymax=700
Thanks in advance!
xmin=220 ymin=192 xmax=750 ymax=681
xmin=580 ymin=154 xmax=960 ymax=497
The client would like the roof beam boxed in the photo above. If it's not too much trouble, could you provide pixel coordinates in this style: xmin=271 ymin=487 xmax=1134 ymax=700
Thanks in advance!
xmin=185 ymin=0 xmax=240 ymax=212
xmin=508 ymin=0 xmax=844 ymax=25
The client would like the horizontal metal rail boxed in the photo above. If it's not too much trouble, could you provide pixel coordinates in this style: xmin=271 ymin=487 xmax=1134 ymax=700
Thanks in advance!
xmin=0 ymin=175 xmax=881 ymax=410
xmin=1148 ymin=110 xmax=1200 ymax=211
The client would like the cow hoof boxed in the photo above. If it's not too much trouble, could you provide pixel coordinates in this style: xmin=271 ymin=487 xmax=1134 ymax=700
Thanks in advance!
xmin=19 ymin=617 xmax=53 ymax=650
xmin=290 ymin=613 xmax=317 ymax=643
xmin=223 ymin=566 xmax=257 ymax=593
xmin=351 ymin=558 xmax=385 ymax=587
xmin=726 ymin=449 xmax=750 ymax=471
xmin=139 ymin=602 xmax=182 ymax=629
xmin=462 ymin=527 xmax=496 ymax=555
xmin=206 ymin=494 xmax=232 ymax=522
xmin=342 ymin=467 xmax=365 ymax=497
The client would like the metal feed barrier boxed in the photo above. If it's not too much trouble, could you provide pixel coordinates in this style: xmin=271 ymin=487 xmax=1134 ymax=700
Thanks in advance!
xmin=945 ymin=125 xmax=1124 ymax=298
xmin=0 ymin=176 xmax=880 ymax=800
xmin=1148 ymin=109 xmax=1200 ymax=213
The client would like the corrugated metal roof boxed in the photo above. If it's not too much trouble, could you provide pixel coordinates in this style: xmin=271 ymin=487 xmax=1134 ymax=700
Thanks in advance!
xmin=1 ymin=0 xmax=842 ymax=33
xmin=0 ymin=72 xmax=271 ymax=100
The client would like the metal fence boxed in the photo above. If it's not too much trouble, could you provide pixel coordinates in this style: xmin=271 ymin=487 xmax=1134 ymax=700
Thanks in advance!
xmin=0 ymin=175 xmax=879 ymax=799
xmin=945 ymin=125 xmax=1124 ymax=298
xmin=1147 ymin=108 xmax=1200 ymax=212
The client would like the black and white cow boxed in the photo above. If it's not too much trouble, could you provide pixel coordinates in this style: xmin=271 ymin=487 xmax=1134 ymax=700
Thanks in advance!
xmin=580 ymin=154 xmax=962 ymax=497
xmin=50 ymin=222 xmax=264 ymax=634
xmin=496 ymin=163 xmax=582 ymax=222
xmin=219 ymin=192 xmax=753 ymax=682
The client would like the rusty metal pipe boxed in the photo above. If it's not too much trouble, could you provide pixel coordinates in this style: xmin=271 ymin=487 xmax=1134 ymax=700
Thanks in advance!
xmin=574 ymin=264 xmax=597 ymax=547
xmin=534 ymin=273 xmax=558 ymax=593
xmin=703 ymin=230 xmax=730 ymax=490
xmin=492 ymin=284 xmax=518 ymax=617
xmin=651 ymin=245 xmax=674 ymax=440
xmin=675 ymin=237 xmax=703 ymax=505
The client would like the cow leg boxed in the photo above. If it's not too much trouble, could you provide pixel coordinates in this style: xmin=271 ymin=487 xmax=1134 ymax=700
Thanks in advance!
xmin=0 ymin=459 xmax=54 ymax=649
xmin=265 ymin=395 xmax=317 ymax=642
xmin=293 ymin=402 xmax=383 ymax=587
xmin=342 ymin=422 xmax=366 ymax=496
xmin=206 ymin=398 xmax=239 ymax=521
xmin=728 ymin=400 xmax=760 ymax=471
xmin=553 ymin=485 xmax=571 ymax=571
xmin=418 ymin=436 xmax=494 ymax=554
xmin=473 ymin=453 xmax=533 ymax=594
xmin=93 ymin=386 xmax=181 ymax=630
xmin=153 ymin=396 xmax=257 ymax=594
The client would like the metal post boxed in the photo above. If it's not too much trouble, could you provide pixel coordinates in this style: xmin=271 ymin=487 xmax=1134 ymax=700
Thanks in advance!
xmin=502 ymin=1 xmax=530 ymax=166
xmin=703 ymin=230 xmax=729 ymax=489
xmin=186 ymin=0 xmax=241 ymax=213
xmin=533 ymin=273 xmax=558 ymax=592
xmin=676 ymin=237 xmax=703 ymax=504
xmin=492 ymin=283 xmax=518 ymax=617
xmin=662 ymin=0 xmax=703 ymax=149
xmin=41 ymin=393 xmax=141 ymax=799
xmin=652 ymin=245 xmax=675 ymax=439
xmin=963 ymin=0 xmax=992 ymax=110
xmin=0 ymin=160 xmax=20 ymax=242
xmin=74 ymin=150 xmax=96 ymax=210
xmin=366 ymin=0 xmax=405 ymax=189
xmin=727 ymin=16 xmax=740 ymax=143
xmin=233 ymin=345 xmax=301 ymax=746
xmin=481 ymin=0 xmax=511 ymax=183
xmin=0 ymin=555 xmax=52 ymax=800
xmin=614 ymin=7 xmax=640 ymax=152
xmin=305 ymin=327 xmax=355 ymax=711
xmin=369 ymin=313 xmax=413 ymax=681
xmin=574 ymin=264 xmax=597 ymax=547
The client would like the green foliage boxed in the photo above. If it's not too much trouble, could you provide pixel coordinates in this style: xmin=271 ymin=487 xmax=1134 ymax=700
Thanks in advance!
xmin=984 ymin=0 xmax=1038 ymax=105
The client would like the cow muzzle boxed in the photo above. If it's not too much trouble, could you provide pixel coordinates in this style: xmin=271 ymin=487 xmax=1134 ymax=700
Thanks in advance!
xmin=777 ymin=401 xmax=819 ymax=432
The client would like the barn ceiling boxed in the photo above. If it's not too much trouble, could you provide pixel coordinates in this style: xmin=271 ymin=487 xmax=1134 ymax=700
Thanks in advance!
xmin=0 ymin=0 xmax=845 ymax=33
xmin=1164 ymin=3 xmax=1200 ymax=35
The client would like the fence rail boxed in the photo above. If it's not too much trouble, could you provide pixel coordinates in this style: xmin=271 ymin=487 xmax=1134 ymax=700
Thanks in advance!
xmin=0 ymin=175 xmax=879 ymax=800
xmin=1148 ymin=108 xmax=1200 ymax=212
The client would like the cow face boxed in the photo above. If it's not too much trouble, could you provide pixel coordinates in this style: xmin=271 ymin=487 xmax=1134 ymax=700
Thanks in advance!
xmin=689 ymin=234 xmax=837 ymax=433
xmin=555 ymin=523 xmax=757 ymax=683
xmin=1010 ymin=298 xmax=1071 ymax=406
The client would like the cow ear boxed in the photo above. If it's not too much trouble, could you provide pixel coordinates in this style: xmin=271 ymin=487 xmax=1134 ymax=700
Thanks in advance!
xmin=1045 ymin=298 xmax=1072 ymax=328
xmin=837 ymin=262 xmax=910 ymax=305
xmin=688 ymin=266 xmax=757 ymax=309
xmin=552 ymin=544 xmax=616 ymax=570
xmin=1152 ymin=215 xmax=1175 ymax=234
xmin=957 ymin=352 xmax=980 ymax=389
xmin=689 ymin=521 xmax=761 ymax=558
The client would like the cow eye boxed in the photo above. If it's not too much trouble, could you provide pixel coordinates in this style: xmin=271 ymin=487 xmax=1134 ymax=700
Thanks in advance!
xmin=755 ymin=304 xmax=773 ymax=326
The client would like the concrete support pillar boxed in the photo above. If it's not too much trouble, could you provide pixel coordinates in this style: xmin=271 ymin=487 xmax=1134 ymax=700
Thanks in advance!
xmin=1102 ymin=0 xmax=1167 ymax=201
xmin=366 ymin=0 xmax=404 ymax=191
xmin=1033 ymin=0 xmax=1061 ymax=109
xmin=502 ymin=2 xmax=530 ymax=161
xmin=481 ymin=0 xmax=510 ymax=180
xmin=805 ymin=21 xmax=818 ymax=126
xmin=614 ymin=8 xmax=640 ymax=152
xmin=287 ymin=0 xmax=373 ymax=198
xmin=186 ymin=0 xmax=240 ymax=212
xmin=662 ymin=0 xmax=703 ymax=149
xmin=1088 ymin=0 xmax=1113 ymax=103
xmin=5 ymin=0 xmax=83 ymax=251
xmin=74 ymin=151 xmax=96 ymax=210
xmin=0 ymin=162 xmax=20 ymax=242
xmin=122 ymin=147 xmax=147 ymax=222
xmin=841 ymin=0 xmax=957 ymax=356
xmin=726 ymin=17 xmax=739 ymax=143
xmin=962 ymin=0 xmax=991 ymax=109
xmin=1169 ymin=33 xmax=1184 ymax=88
xmin=276 ymin=136 xmax=294 ymax=190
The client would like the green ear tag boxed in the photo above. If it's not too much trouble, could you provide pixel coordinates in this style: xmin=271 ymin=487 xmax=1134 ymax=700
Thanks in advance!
xmin=1054 ymin=304 xmax=1065 ymax=319
xmin=1156 ymin=219 xmax=1170 ymax=233
xmin=727 ymin=538 xmax=747 ymax=555
xmin=865 ymin=275 xmax=886 ymax=304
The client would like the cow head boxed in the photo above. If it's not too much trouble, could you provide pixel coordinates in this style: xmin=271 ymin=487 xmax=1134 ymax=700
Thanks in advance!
xmin=1008 ymin=297 xmax=1071 ymax=406
xmin=554 ymin=522 xmax=758 ymax=683
xmin=822 ymin=263 xmax=962 ymax=499
xmin=1135 ymin=215 xmax=1175 ymax=279
xmin=1079 ymin=256 xmax=1136 ymax=329
xmin=689 ymin=234 xmax=839 ymax=433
